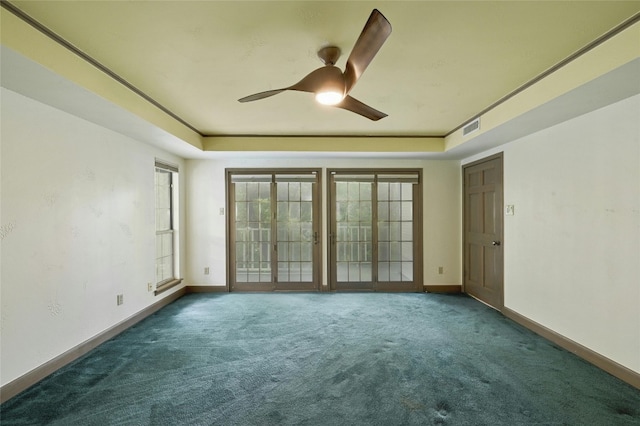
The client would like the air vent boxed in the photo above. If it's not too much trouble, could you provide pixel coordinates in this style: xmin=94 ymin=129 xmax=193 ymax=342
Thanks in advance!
xmin=463 ymin=118 xmax=480 ymax=136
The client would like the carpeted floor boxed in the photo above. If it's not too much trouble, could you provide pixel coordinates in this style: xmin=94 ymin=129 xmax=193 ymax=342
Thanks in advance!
xmin=1 ymin=292 xmax=639 ymax=425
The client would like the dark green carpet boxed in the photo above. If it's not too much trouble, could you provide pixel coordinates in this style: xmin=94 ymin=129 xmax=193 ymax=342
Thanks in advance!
xmin=2 ymin=293 xmax=639 ymax=425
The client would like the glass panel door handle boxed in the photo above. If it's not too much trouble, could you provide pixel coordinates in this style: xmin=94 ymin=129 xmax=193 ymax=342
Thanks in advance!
xmin=314 ymin=231 xmax=319 ymax=245
xmin=491 ymin=241 xmax=501 ymax=246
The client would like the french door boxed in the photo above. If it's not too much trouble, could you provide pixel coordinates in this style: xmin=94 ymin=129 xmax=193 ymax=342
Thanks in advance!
xmin=228 ymin=169 xmax=321 ymax=291
xmin=328 ymin=170 xmax=422 ymax=292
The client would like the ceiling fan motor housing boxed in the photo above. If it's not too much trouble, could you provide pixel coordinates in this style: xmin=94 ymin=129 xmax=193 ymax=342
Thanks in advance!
xmin=317 ymin=46 xmax=341 ymax=66
xmin=319 ymin=65 xmax=346 ymax=95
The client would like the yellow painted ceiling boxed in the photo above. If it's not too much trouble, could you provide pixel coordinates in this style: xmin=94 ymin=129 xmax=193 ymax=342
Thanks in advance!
xmin=6 ymin=1 xmax=640 ymax=137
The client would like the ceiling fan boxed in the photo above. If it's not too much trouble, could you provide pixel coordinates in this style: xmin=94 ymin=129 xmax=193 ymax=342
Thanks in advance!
xmin=238 ymin=9 xmax=392 ymax=121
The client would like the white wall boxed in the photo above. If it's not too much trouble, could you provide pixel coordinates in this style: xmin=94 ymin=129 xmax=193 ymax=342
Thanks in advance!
xmin=185 ymin=157 xmax=462 ymax=289
xmin=464 ymin=94 xmax=640 ymax=373
xmin=0 ymin=88 xmax=187 ymax=386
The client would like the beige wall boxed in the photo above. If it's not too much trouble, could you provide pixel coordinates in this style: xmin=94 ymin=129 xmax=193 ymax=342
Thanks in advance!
xmin=185 ymin=157 xmax=462 ymax=290
xmin=463 ymin=94 xmax=640 ymax=374
xmin=0 ymin=88 xmax=187 ymax=386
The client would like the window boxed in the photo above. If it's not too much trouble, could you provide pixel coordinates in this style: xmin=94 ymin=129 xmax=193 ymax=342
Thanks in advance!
xmin=155 ymin=160 xmax=180 ymax=293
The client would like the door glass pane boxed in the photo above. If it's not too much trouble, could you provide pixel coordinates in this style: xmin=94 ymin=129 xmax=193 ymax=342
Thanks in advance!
xmin=349 ymin=263 xmax=360 ymax=281
xmin=379 ymin=242 xmax=389 ymax=261
xmin=289 ymin=182 xmax=300 ymax=200
xmin=390 ymin=222 xmax=401 ymax=241
xmin=390 ymin=262 xmax=402 ymax=281
xmin=390 ymin=242 xmax=401 ymax=261
xmin=236 ymin=262 xmax=248 ymax=282
xmin=289 ymin=202 xmax=300 ymax=221
xmin=301 ymin=222 xmax=312 ymax=241
xmin=402 ymin=242 xmax=413 ymax=261
xmin=288 ymin=223 xmax=301 ymax=241
xmin=389 ymin=183 xmax=401 ymax=200
xmin=301 ymin=243 xmax=312 ymax=262
xmin=335 ymin=181 xmax=373 ymax=283
xmin=402 ymin=262 xmax=414 ymax=281
xmin=300 ymin=202 xmax=312 ymax=222
xmin=289 ymin=242 xmax=300 ymax=261
xmin=331 ymin=172 xmax=419 ymax=290
xmin=301 ymin=183 xmax=313 ymax=201
xmin=378 ymin=201 xmax=389 ymax=221
xmin=278 ymin=262 xmax=289 ymax=281
xmin=378 ymin=182 xmax=414 ymax=282
xmin=361 ymin=262 xmax=372 ymax=281
xmin=360 ymin=183 xmax=371 ymax=201
xmin=232 ymin=171 xmax=319 ymax=290
xmin=277 ymin=181 xmax=313 ymax=283
xmin=234 ymin=180 xmax=272 ymax=283
xmin=301 ymin=262 xmax=313 ymax=281
xmin=277 ymin=183 xmax=288 ymax=201
xmin=389 ymin=201 xmax=401 ymax=221
xmin=289 ymin=262 xmax=301 ymax=282
xmin=378 ymin=262 xmax=389 ymax=281
xmin=337 ymin=262 xmax=348 ymax=281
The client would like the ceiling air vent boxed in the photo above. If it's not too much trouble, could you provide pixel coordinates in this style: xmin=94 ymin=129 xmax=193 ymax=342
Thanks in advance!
xmin=463 ymin=117 xmax=480 ymax=136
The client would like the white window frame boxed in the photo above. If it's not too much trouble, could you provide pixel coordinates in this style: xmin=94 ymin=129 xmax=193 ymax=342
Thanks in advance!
xmin=155 ymin=159 xmax=181 ymax=294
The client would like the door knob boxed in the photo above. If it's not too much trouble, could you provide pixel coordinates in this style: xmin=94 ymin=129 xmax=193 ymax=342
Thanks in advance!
xmin=492 ymin=241 xmax=501 ymax=246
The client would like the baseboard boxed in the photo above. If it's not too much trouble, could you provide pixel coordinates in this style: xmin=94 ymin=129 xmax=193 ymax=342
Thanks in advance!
xmin=503 ymin=307 xmax=640 ymax=390
xmin=424 ymin=285 xmax=462 ymax=293
xmin=0 ymin=288 xmax=186 ymax=404
xmin=186 ymin=285 xmax=229 ymax=293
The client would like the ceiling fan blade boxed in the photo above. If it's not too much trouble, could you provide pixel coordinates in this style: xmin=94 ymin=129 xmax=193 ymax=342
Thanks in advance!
xmin=289 ymin=66 xmax=343 ymax=93
xmin=343 ymin=9 xmax=392 ymax=94
xmin=336 ymin=95 xmax=387 ymax=121
xmin=238 ymin=89 xmax=287 ymax=103
xmin=239 ymin=66 xmax=344 ymax=102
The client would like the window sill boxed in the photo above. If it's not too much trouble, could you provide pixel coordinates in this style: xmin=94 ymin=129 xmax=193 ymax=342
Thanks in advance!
xmin=154 ymin=278 xmax=183 ymax=296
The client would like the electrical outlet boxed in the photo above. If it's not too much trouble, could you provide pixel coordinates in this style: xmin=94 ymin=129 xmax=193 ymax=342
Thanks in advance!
xmin=438 ymin=266 xmax=444 ymax=275
xmin=219 ymin=207 xmax=225 ymax=215
xmin=147 ymin=282 xmax=153 ymax=292
xmin=204 ymin=267 xmax=210 ymax=275
xmin=505 ymin=205 xmax=515 ymax=216
xmin=117 ymin=294 xmax=124 ymax=305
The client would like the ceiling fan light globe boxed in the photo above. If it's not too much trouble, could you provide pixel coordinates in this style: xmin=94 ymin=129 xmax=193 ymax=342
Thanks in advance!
xmin=315 ymin=91 xmax=344 ymax=106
